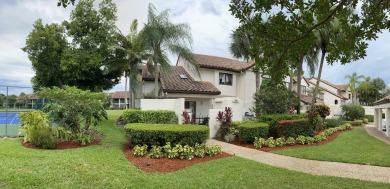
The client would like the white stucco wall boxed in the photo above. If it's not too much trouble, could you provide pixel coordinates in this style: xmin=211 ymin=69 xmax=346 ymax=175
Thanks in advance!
xmin=310 ymin=78 xmax=338 ymax=94
xmin=214 ymin=70 xmax=237 ymax=97
xmin=363 ymin=106 xmax=375 ymax=115
xmin=184 ymin=98 xmax=213 ymax=116
xmin=243 ymin=71 xmax=257 ymax=114
xmin=208 ymin=109 xmax=223 ymax=138
xmin=213 ymin=97 xmax=244 ymax=121
xmin=142 ymin=81 xmax=155 ymax=95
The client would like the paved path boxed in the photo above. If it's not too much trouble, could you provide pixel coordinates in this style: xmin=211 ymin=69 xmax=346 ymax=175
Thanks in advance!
xmin=207 ymin=139 xmax=390 ymax=183
xmin=364 ymin=124 xmax=390 ymax=144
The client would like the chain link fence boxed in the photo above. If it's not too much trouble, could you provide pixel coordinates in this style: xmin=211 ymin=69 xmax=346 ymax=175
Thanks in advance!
xmin=0 ymin=85 xmax=40 ymax=137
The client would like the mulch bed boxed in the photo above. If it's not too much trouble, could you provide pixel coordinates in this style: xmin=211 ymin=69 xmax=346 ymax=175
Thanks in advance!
xmin=123 ymin=148 xmax=233 ymax=173
xmin=21 ymin=139 xmax=101 ymax=150
xmin=218 ymin=128 xmax=353 ymax=152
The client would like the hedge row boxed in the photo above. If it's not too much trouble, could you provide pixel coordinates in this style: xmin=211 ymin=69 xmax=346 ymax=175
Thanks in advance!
xmin=124 ymin=123 xmax=209 ymax=146
xmin=343 ymin=120 xmax=364 ymax=126
xmin=237 ymin=121 xmax=269 ymax=143
xmin=122 ymin=109 xmax=177 ymax=124
xmin=276 ymin=119 xmax=315 ymax=138
xmin=259 ymin=114 xmax=307 ymax=137
xmin=363 ymin=115 xmax=374 ymax=122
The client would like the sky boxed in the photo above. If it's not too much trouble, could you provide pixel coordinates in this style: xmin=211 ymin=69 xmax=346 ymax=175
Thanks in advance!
xmin=0 ymin=0 xmax=390 ymax=95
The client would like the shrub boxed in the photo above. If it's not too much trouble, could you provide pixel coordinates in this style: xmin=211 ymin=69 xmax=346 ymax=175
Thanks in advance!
xmin=19 ymin=111 xmax=56 ymax=149
xmin=205 ymin=145 xmax=223 ymax=156
xmin=134 ymin=145 xmax=148 ymax=157
xmin=277 ymin=119 xmax=315 ymax=138
xmin=194 ymin=143 xmax=205 ymax=158
xmin=314 ymin=135 xmax=323 ymax=143
xmin=124 ymin=123 xmax=208 ymax=146
xmin=122 ymin=109 xmax=177 ymax=124
xmin=363 ymin=115 xmax=374 ymax=122
xmin=275 ymin=137 xmax=286 ymax=147
xmin=325 ymin=118 xmax=343 ymax=128
xmin=341 ymin=104 xmax=365 ymax=121
xmin=305 ymin=137 xmax=315 ymax=145
xmin=237 ymin=122 xmax=269 ymax=143
xmin=258 ymin=114 xmax=306 ymax=137
xmin=182 ymin=111 xmax=192 ymax=124
xmin=266 ymin=137 xmax=276 ymax=148
xmin=285 ymin=137 xmax=296 ymax=146
xmin=296 ymin=135 xmax=306 ymax=145
xmin=52 ymin=127 xmax=75 ymax=142
xmin=363 ymin=118 xmax=368 ymax=124
xmin=315 ymin=104 xmax=331 ymax=118
xmin=178 ymin=145 xmax=195 ymax=160
xmin=216 ymin=107 xmax=233 ymax=137
xmin=149 ymin=145 xmax=164 ymax=159
xmin=224 ymin=133 xmax=236 ymax=143
xmin=254 ymin=137 xmax=267 ymax=148
xmin=351 ymin=120 xmax=363 ymax=126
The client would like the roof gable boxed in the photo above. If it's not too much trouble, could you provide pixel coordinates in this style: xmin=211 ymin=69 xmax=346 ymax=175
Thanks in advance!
xmin=191 ymin=54 xmax=255 ymax=73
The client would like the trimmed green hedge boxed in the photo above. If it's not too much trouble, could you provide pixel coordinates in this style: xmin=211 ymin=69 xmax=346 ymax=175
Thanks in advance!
xmin=259 ymin=114 xmax=307 ymax=137
xmin=276 ymin=119 xmax=315 ymax=138
xmin=237 ymin=122 xmax=269 ymax=143
xmin=342 ymin=120 xmax=363 ymax=126
xmin=363 ymin=115 xmax=374 ymax=122
xmin=122 ymin=109 xmax=177 ymax=124
xmin=325 ymin=118 xmax=343 ymax=128
xmin=124 ymin=123 xmax=209 ymax=146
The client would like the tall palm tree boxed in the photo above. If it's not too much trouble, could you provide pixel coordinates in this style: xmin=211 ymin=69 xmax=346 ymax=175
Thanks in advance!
xmin=141 ymin=3 xmax=199 ymax=97
xmin=229 ymin=27 xmax=261 ymax=92
xmin=111 ymin=19 xmax=146 ymax=108
xmin=345 ymin=72 xmax=364 ymax=104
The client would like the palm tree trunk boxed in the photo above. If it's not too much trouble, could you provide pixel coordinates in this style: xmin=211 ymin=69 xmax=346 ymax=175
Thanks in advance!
xmin=289 ymin=63 xmax=293 ymax=91
xmin=297 ymin=57 xmax=303 ymax=114
xmin=154 ymin=62 xmax=159 ymax=98
xmin=124 ymin=71 xmax=128 ymax=109
xmin=128 ymin=73 xmax=132 ymax=108
xmin=311 ymin=50 xmax=326 ymax=109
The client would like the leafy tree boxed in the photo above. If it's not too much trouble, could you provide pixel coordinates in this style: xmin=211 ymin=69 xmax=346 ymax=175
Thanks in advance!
xmin=358 ymin=77 xmax=387 ymax=105
xmin=57 ymin=0 xmax=76 ymax=8
xmin=37 ymin=86 xmax=107 ymax=133
xmin=252 ymin=80 xmax=298 ymax=116
xmin=7 ymin=95 xmax=17 ymax=108
xmin=341 ymin=104 xmax=365 ymax=121
xmin=18 ymin=92 xmax=28 ymax=108
xmin=141 ymin=3 xmax=199 ymax=97
xmin=0 ymin=94 xmax=5 ymax=107
xmin=22 ymin=19 xmax=68 ymax=88
xmin=229 ymin=0 xmax=387 ymax=84
xmin=60 ymin=0 xmax=123 ymax=91
xmin=345 ymin=72 xmax=364 ymax=104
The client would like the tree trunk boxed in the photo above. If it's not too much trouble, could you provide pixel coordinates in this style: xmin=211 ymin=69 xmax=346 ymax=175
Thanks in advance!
xmin=124 ymin=71 xmax=128 ymax=109
xmin=311 ymin=50 xmax=326 ymax=110
xmin=129 ymin=73 xmax=132 ymax=108
xmin=296 ymin=57 xmax=303 ymax=114
xmin=289 ymin=63 xmax=294 ymax=91
xmin=255 ymin=70 xmax=260 ymax=93
xmin=154 ymin=62 xmax=159 ymax=98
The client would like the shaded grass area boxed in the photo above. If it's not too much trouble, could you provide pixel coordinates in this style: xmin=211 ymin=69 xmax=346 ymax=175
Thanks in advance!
xmin=0 ymin=111 xmax=389 ymax=188
xmin=274 ymin=127 xmax=390 ymax=167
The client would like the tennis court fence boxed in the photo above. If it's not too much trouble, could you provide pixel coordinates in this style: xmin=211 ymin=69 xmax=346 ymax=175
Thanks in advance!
xmin=0 ymin=85 xmax=48 ymax=137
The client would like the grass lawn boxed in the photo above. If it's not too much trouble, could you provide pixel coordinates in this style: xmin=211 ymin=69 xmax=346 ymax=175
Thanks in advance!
xmin=0 ymin=111 xmax=389 ymax=188
xmin=274 ymin=126 xmax=390 ymax=167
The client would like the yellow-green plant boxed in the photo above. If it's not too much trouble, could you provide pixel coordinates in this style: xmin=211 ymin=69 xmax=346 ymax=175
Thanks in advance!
xmin=19 ymin=111 xmax=50 ymax=143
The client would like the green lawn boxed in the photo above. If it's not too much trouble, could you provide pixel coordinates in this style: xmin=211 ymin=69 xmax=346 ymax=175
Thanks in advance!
xmin=274 ymin=127 xmax=390 ymax=167
xmin=0 ymin=110 xmax=389 ymax=188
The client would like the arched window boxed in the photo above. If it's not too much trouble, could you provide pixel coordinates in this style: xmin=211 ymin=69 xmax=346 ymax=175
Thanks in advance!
xmin=335 ymin=100 xmax=338 ymax=105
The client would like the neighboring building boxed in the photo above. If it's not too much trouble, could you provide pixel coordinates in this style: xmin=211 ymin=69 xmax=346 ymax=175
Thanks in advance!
xmin=110 ymin=91 xmax=130 ymax=109
xmin=128 ymin=54 xmax=258 ymax=120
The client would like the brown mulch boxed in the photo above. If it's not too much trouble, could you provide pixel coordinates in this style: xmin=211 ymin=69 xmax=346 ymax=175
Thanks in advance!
xmin=123 ymin=148 xmax=233 ymax=173
xmin=21 ymin=139 xmax=101 ymax=150
xmin=218 ymin=128 xmax=353 ymax=152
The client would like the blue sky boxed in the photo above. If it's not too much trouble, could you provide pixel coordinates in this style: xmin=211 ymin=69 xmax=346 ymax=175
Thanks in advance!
xmin=0 ymin=0 xmax=389 ymax=95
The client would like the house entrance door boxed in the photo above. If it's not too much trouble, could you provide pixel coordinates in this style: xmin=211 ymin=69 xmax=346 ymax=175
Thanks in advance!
xmin=185 ymin=101 xmax=196 ymax=119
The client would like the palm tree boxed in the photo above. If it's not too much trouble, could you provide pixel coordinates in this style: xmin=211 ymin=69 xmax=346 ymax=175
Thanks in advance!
xmin=229 ymin=27 xmax=261 ymax=92
xmin=112 ymin=19 xmax=146 ymax=108
xmin=345 ymin=72 xmax=364 ymax=104
xmin=141 ymin=3 xmax=199 ymax=97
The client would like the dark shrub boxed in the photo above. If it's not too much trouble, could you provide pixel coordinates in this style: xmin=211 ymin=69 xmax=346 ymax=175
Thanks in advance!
xmin=124 ymin=123 xmax=208 ymax=146
xmin=259 ymin=114 xmax=307 ymax=137
xmin=237 ymin=121 xmax=269 ymax=143
xmin=325 ymin=118 xmax=343 ymax=128
xmin=341 ymin=104 xmax=365 ymax=121
xmin=277 ymin=119 xmax=315 ymax=138
xmin=363 ymin=115 xmax=374 ymax=122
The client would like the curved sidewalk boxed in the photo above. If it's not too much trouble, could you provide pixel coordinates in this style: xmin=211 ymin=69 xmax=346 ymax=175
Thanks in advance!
xmin=364 ymin=124 xmax=390 ymax=144
xmin=207 ymin=139 xmax=390 ymax=183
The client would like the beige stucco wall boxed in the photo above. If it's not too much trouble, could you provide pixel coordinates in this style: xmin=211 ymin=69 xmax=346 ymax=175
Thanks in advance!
xmin=142 ymin=81 xmax=155 ymax=95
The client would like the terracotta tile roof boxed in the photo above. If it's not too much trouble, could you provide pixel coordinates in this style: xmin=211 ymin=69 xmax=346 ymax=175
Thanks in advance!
xmin=193 ymin=54 xmax=255 ymax=73
xmin=308 ymin=80 xmax=348 ymax=100
xmin=160 ymin=66 xmax=221 ymax=95
xmin=292 ymin=76 xmax=310 ymax=86
xmin=310 ymin=78 xmax=348 ymax=92
xmin=374 ymin=95 xmax=390 ymax=106
xmin=111 ymin=91 xmax=129 ymax=99
xmin=300 ymin=94 xmax=323 ymax=104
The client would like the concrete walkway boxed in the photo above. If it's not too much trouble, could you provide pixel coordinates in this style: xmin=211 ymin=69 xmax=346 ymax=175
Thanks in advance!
xmin=207 ymin=139 xmax=390 ymax=183
xmin=364 ymin=124 xmax=390 ymax=144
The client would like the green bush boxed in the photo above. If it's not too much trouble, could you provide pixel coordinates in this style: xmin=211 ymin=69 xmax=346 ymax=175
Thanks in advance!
xmin=258 ymin=114 xmax=307 ymax=137
xmin=204 ymin=145 xmax=223 ymax=156
xmin=124 ymin=123 xmax=208 ymax=146
xmin=254 ymin=137 xmax=267 ymax=148
xmin=149 ymin=145 xmax=164 ymax=159
xmin=285 ymin=137 xmax=296 ymax=146
xmin=296 ymin=135 xmax=306 ymax=145
xmin=122 ymin=109 xmax=177 ymax=124
xmin=325 ymin=118 xmax=343 ymax=128
xmin=363 ymin=118 xmax=368 ymax=124
xmin=266 ymin=137 xmax=276 ymax=148
xmin=276 ymin=119 xmax=315 ymax=138
xmin=30 ymin=126 xmax=56 ymax=149
xmin=351 ymin=120 xmax=363 ymax=126
xmin=134 ymin=145 xmax=148 ymax=157
xmin=363 ymin=115 xmax=374 ymax=122
xmin=237 ymin=122 xmax=269 ymax=143
xmin=341 ymin=104 xmax=365 ymax=121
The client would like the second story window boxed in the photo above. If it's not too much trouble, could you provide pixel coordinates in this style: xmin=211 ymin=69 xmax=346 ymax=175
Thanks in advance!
xmin=219 ymin=73 xmax=233 ymax=85
xmin=301 ymin=85 xmax=307 ymax=94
